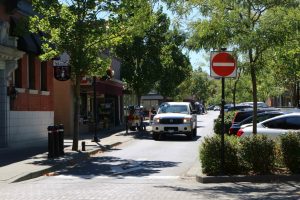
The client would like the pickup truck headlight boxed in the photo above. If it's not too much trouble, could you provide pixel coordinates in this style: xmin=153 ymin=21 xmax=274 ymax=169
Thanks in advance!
xmin=183 ymin=118 xmax=191 ymax=124
xmin=153 ymin=118 xmax=160 ymax=124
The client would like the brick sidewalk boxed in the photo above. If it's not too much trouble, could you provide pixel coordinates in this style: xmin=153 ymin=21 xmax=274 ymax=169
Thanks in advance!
xmin=0 ymin=125 xmax=147 ymax=184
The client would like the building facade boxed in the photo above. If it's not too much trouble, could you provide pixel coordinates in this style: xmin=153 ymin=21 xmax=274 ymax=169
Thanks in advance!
xmin=0 ymin=0 xmax=54 ymax=148
xmin=54 ymin=57 xmax=124 ymax=136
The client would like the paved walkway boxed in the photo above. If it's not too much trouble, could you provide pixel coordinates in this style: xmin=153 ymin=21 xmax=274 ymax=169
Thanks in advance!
xmin=0 ymin=125 xmax=147 ymax=184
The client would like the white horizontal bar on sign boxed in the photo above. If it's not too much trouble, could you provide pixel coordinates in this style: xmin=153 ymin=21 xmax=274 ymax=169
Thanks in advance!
xmin=213 ymin=62 xmax=235 ymax=67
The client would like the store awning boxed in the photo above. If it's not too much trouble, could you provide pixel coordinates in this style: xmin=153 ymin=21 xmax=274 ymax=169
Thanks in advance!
xmin=96 ymin=81 xmax=123 ymax=96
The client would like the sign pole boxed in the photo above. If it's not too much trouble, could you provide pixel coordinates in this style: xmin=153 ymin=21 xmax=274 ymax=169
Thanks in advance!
xmin=210 ymin=49 xmax=237 ymax=175
xmin=221 ymin=77 xmax=225 ymax=174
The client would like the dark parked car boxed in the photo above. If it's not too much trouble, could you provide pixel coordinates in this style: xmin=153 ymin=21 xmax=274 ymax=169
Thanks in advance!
xmin=229 ymin=111 xmax=284 ymax=135
xmin=226 ymin=105 xmax=253 ymax=112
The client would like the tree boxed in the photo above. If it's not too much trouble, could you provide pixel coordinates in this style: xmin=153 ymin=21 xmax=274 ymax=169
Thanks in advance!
xmin=189 ymin=68 xmax=210 ymax=105
xmin=156 ymin=30 xmax=192 ymax=99
xmin=30 ymin=0 xmax=154 ymax=150
xmin=163 ymin=0 xmax=299 ymax=134
xmin=115 ymin=10 xmax=171 ymax=105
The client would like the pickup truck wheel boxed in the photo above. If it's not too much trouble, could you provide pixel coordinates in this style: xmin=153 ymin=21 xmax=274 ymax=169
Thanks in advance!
xmin=153 ymin=133 xmax=160 ymax=140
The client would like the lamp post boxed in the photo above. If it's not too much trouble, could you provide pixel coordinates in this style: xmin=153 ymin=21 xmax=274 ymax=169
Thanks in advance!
xmin=92 ymin=76 xmax=100 ymax=142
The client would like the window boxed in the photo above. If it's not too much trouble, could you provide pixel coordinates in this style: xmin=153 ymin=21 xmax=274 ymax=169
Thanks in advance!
xmin=28 ymin=54 xmax=35 ymax=89
xmin=264 ymin=118 xmax=286 ymax=129
xmin=14 ymin=59 xmax=22 ymax=88
xmin=41 ymin=61 xmax=47 ymax=91
xmin=286 ymin=117 xmax=300 ymax=129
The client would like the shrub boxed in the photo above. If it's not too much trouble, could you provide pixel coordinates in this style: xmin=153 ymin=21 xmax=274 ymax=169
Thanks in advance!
xmin=199 ymin=135 xmax=241 ymax=175
xmin=239 ymin=135 xmax=276 ymax=174
xmin=213 ymin=111 xmax=235 ymax=135
xmin=280 ymin=132 xmax=300 ymax=173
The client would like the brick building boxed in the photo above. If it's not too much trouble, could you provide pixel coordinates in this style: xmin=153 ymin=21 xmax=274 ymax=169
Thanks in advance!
xmin=0 ymin=0 xmax=54 ymax=148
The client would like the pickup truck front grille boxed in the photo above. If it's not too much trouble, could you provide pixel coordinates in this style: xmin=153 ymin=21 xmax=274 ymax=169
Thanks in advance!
xmin=160 ymin=118 xmax=183 ymax=124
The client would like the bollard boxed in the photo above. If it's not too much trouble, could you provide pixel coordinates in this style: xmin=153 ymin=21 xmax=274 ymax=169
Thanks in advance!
xmin=53 ymin=125 xmax=60 ymax=157
xmin=47 ymin=126 xmax=54 ymax=158
xmin=58 ymin=124 xmax=64 ymax=156
xmin=82 ymin=141 xmax=86 ymax=151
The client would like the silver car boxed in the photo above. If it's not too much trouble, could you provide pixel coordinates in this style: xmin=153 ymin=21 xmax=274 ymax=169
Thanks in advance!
xmin=237 ymin=113 xmax=300 ymax=138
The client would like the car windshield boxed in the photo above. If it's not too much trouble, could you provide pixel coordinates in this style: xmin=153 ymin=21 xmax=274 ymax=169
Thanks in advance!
xmin=158 ymin=105 xmax=189 ymax=114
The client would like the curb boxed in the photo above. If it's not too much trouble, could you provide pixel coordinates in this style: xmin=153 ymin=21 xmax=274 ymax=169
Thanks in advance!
xmin=12 ymin=141 xmax=122 ymax=183
xmin=196 ymin=174 xmax=300 ymax=183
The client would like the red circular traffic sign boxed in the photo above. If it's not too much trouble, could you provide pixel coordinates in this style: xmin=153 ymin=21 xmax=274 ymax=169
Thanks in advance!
xmin=211 ymin=52 xmax=236 ymax=77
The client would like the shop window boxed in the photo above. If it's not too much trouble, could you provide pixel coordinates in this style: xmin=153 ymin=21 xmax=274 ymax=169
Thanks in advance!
xmin=14 ymin=59 xmax=22 ymax=88
xmin=28 ymin=54 xmax=35 ymax=89
xmin=41 ymin=61 xmax=47 ymax=91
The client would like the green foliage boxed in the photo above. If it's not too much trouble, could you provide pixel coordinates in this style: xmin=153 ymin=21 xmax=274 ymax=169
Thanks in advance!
xmin=213 ymin=111 xmax=235 ymax=135
xmin=115 ymin=10 xmax=170 ymax=100
xmin=30 ymin=0 xmax=155 ymax=150
xmin=162 ymin=0 xmax=300 ymax=134
xmin=280 ymin=132 xmax=300 ymax=173
xmin=156 ymin=29 xmax=192 ymax=98
xmin=116 ymin=10 xmax=191 ymax=101
xmin=199 ymin=135 xmax=241 ymax=175
xmin=240 ymin=135 xmax=276 ymax=174
xmin=31 ymin=0 xmax=154 ymax=76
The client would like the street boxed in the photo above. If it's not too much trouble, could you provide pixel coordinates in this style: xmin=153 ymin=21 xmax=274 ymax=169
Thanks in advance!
xmin=1 ymin=111 xmax=299 ymax=200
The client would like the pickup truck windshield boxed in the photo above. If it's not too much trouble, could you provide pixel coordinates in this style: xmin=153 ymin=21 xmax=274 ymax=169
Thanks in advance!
xmin=158 ymin=105 xmax=188 ymax=114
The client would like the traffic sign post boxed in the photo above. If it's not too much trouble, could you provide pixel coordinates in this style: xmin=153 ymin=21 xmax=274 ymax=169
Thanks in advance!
xmin=210 ymin=51 xmax=237 ymax=175
xmin=210 ymin=51 xmax=237 ymax=78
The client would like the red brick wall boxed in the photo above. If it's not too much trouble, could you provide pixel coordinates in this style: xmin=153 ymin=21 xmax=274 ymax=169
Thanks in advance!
xmin=11 ymin=55 xmax=54 ymax=111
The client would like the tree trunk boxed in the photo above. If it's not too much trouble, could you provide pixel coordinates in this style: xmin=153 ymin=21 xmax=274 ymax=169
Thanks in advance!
xmin=250 ymin=63 xmax=258 ymax=135
xmin=72 ymin=75 xmax=81 ymax=151
xmin=293 ymin=81 xmax=298 ymax=107
xmin=248 ymin=48 xmax=257 ymax=134
xmin=232 ymin=73 xmax=240 ymax=108
xmin=137 ymin=94 xmax=141 ymax=106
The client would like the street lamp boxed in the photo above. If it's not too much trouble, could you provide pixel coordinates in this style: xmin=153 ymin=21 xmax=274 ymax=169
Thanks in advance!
xmin=92 ymin=76 xmax=100 ymax=142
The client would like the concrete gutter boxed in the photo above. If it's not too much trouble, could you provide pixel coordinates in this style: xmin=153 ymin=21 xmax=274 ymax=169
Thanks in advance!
xmin=196 ymin=174 xmax=300 ymax=183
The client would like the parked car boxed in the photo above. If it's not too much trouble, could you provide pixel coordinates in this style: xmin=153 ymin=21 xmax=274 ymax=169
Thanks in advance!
xmin=230 ymin=108 xmax=280 ymax=126
xmin=229 ymin=111 xmax=284 ymax=135
xmin=152 ymin=102 xmax=197 ymax=140
xmin=226 ymin=105 xmax=253 ymax=112
xmin=213 ymin=106 xmax=220 ymax=111
xmin=224 ymin=103 xmax=234 ymax=112
xmin=237 ymin=113 xmax=300 ymax=138
xmin=207 ymin=105 xmax=215 ymax=110
xmin=240 ymin=101 xmax=269 ymax=108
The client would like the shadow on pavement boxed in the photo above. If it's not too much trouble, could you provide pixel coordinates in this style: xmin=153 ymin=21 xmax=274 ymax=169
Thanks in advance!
xmin=56 ymin=156 xmax=181 ymax=179
xmin=0 ymin=145 xmax=48 ymax=167
xmin=0 ymin=126 xmax=126 ymax=168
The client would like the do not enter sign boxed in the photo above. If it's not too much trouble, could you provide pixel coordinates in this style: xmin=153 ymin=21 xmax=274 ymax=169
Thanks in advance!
xmin=210 ymin=52 xmax=237 ymax=78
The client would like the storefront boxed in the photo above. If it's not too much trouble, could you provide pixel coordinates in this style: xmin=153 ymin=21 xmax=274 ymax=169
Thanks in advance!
xmin=80 ymin=78 xmax=123 ymax=132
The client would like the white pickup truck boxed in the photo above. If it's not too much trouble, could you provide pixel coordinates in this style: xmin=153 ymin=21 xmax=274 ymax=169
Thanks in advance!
xmin=151 ymin=102 xmax=197 ymax=140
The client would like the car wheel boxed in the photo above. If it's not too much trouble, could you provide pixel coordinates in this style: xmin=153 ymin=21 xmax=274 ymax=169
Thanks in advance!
xmin=153 ymin=133 xmax=160 ymax=140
